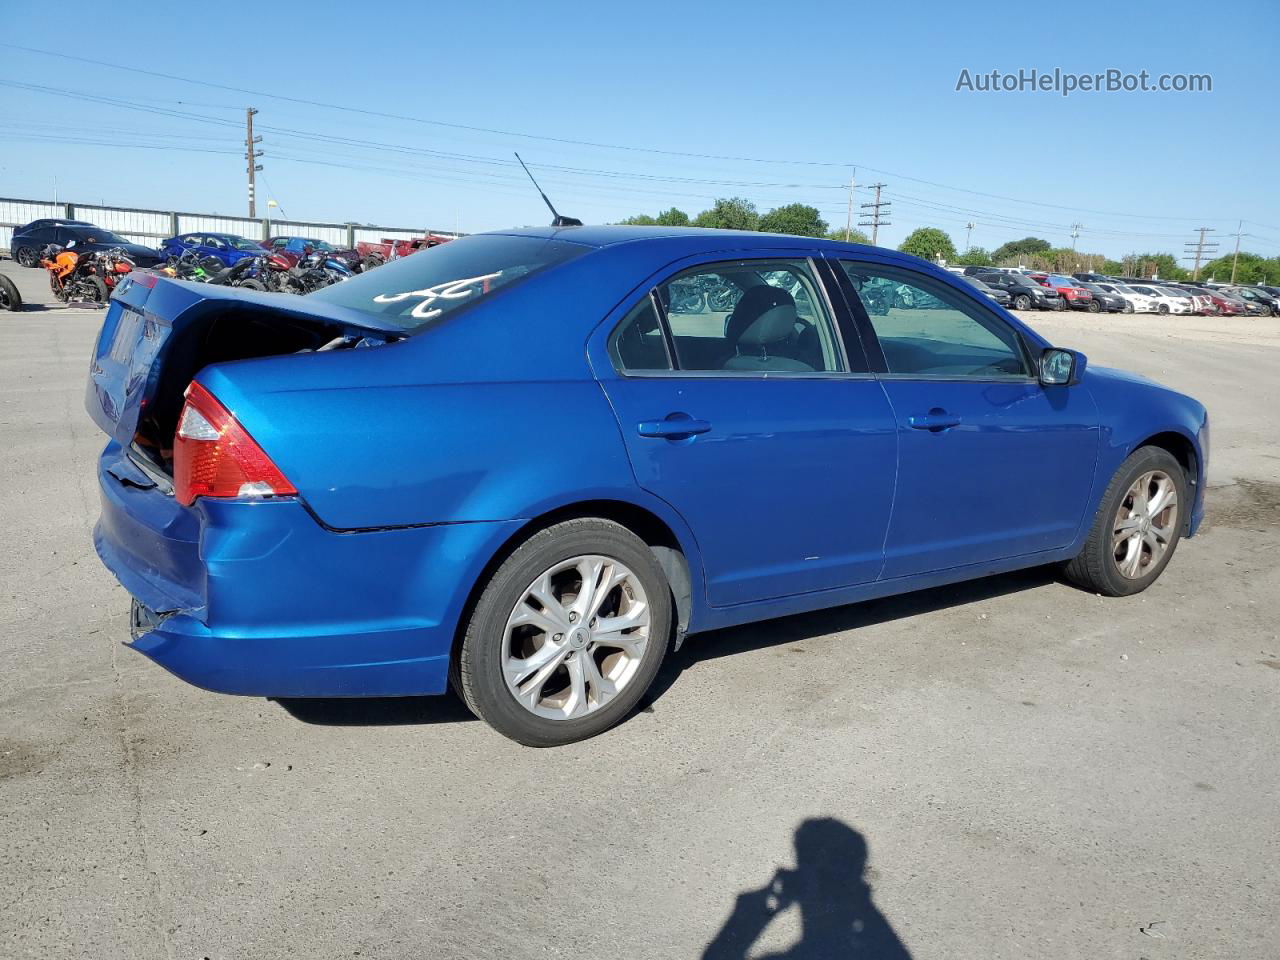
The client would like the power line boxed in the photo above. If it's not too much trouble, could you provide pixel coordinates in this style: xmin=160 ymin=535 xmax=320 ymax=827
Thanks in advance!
xmin=0 ymin=41 xmax=1253 ymax=226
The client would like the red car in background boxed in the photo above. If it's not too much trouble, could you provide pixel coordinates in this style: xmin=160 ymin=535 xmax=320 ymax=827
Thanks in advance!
xmin=1031 ymin=273 xmax=1095 ymax=311
xmin=1201 ymin=289 xmax=1246 ymax=316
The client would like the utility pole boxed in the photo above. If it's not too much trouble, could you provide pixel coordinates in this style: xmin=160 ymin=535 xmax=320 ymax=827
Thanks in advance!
xmin=1230 ymin=220 xmax=1244 ymax=283
xmin=1182 ymin=227 xmax=1218 ymax=281
xmin=964 ymin=221 xmax=975 ymax=252
xmin=844 ymin=168 xmax=857 ymax=242
xmin=858 ymin=184 xmax=891 ymax=246
xmin=1069 ymin=223 xmax=1082 ymax=250
xmin=245 ymin=107 xmax=263 ymax=218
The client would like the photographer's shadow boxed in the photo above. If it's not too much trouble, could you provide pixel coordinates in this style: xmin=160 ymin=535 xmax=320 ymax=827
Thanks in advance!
xmin=703 ymin=818 xmax=911 ymax=960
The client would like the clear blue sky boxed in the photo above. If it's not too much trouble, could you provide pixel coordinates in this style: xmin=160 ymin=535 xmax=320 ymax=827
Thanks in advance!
xmin=2 ymin=0 xmax=1277 ymax=260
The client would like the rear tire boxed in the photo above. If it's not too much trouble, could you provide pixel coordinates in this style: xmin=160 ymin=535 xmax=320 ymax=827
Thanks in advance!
xmin=0 ymin=274 xmax=21 ymax=311
xmin=1062 ymin=446 xmax=1188 ymax=597
xmin=456 ymin=518 xmax=672 ymax=746
xmin=238 ymin=279 xmax=266 ymax=291
xmin=85 ymin=276 xmax=108 ymax=303
xmin=15 ymin=246 xmax=38 ymax=268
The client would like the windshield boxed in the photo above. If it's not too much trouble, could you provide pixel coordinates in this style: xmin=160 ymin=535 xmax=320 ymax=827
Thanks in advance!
xmin=1112 ymin=284 xmax=1136 ymax=295
xmin=1158 ymin=287 xmax=1187 ymax=298
xmin=71 ymin=228 xmax=127 ymax=244
xmin=1046 ymin=275 xmax=1074 ymax=286
xmin=231 ymin=237 xmax=262 ymax=251
xmin=307 ymin=234 xmax=589 ymax=331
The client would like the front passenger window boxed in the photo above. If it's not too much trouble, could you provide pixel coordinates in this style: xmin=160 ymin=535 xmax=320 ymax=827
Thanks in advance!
xmin=839 ymin=262 xmax=1030 ymax=378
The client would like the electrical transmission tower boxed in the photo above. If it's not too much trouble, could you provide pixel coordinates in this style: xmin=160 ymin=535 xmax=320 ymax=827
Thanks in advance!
xmin=1182 ymin=227 xmax=1218 ymax=281
xmin=858 ymin=184 xmax=891 ymax=246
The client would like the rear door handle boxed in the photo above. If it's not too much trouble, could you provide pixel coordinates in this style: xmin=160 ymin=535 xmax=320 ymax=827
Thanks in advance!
xmin=908 ymin=409 xmax=962 ymax=432
xmin=637 ymin=415 xmax=712 ymax=439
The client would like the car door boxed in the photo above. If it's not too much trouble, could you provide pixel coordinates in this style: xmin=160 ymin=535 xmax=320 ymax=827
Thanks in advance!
xmin=829 ymin=256 xmax=1099 ymax=579
xmin=592 ymin=254 xmax=898 ymax=607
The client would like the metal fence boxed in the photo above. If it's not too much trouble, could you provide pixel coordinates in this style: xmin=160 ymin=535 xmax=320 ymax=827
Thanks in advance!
xmin=0 ymin=196 xmax=460 ymax=253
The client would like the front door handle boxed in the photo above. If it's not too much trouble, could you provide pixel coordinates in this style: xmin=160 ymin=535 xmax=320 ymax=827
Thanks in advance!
xmin=637 ymin=414 xmax=712 ymax=439
xmin=908 ymin=409 xmax=962 ymax=432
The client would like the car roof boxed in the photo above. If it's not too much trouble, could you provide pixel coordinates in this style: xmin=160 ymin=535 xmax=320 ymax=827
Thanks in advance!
xmin=489 ymin=224 xmax=870 ymax=253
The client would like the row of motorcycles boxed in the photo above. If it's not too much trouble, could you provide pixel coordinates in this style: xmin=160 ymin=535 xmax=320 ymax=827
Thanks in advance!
xmin=37 ymin=243 xmax=357 ymax=305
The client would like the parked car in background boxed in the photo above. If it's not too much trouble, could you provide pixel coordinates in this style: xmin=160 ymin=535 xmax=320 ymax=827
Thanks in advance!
xmin=1160 ymin=284 xmax=1217 ymax=315
xmin=160 ymin=233 xmax=266 ymax=267
xmin=1220 ymin=286 xmax=1280 ymax=316
xmin=10 ymin=222 xmax=162 ymax=269
xmin=1094 ymin=282 xmax=1158 ymax=313
xmin=1071 ymin=272 xmax=1113 ymax=284
xmin=958 ymin=274 xmax=1011 ymax=308
xmin=84 ymin=227 xmax=1208 ymax=745
xmin=1127 ymin=284 xmax=1194 ymax=314
xmin=1036 ymin=274 xmax=1095 ymax=311
xmin=354 ymin=233 xmax=454 ymax=265
xmin=1075 ymin=281 xmax=1127 ymax=313
xmin=1196 ymin=288 xmax=1248 ymax=316
xmin=968 ymin=269 xmax=1062 ymax=310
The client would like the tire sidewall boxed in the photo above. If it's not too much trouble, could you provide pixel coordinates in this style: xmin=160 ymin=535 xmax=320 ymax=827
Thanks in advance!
xmin=1089 ymin=448 xmax=1188 ymax=596
xmin=461 ymin=520 xmax=672 ymax=746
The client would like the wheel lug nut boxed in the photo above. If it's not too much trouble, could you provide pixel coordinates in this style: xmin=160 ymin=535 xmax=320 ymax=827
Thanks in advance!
xmin=553 ymin=633 xmax=563 ymax=642
xmin=568 ymin=612 xmax=577 ymax=622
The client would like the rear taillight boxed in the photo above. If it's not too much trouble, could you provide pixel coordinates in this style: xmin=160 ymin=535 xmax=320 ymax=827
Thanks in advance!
xmin=173 ymin=382 xmax=296 ymax=506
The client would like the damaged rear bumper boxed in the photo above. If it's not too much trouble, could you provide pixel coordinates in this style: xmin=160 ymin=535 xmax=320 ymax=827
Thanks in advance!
xmin=95 ymin=442 xmax=523 ymax=698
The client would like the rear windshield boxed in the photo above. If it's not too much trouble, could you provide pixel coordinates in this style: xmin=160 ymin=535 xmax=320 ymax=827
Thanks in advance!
xmin=308 ymin=234 xmax=588 ymax=331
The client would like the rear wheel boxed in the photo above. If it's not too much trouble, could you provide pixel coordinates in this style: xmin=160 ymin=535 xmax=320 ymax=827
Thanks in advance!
xmin=84 ymin=276 xmax=108 ymax=303
xmin=1063 ymin=446 xmax=1187 ymax=597
xmin=456 ymin=518 xmax=672 ymax=746
xmin=0 ymin=274 xmax=21 ymax=311
xmin=237 ymin=279 xmax=266 ymax=291
xmin=15 ymin=246 xmax=38 ymax=268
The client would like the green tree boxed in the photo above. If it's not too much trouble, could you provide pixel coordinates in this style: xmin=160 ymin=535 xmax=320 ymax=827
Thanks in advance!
xmin=1129 ymin=253 xmax=1188 ymax=281
xmin=954 ymin=246 xmax=992 ymax=266
xmin=692 ymin=197 xmax=760 ymax=231
xmin=825 ymin=227 xmax=870 ymax=244
xmin=618 ymin=214 xmax=657 ymax=226
xmin=1199 ymin=252 xmax=1280 ymax=285
xmin=654 ymin=207 xmax=690 ymax=226
xmin=899 ymin=227 xmax=957 ymax=263
xmin=1101 ymin=259 xmax=1125 ymax=275
xmin=991 ymin=236 xmax=1051 ymax=264
xmin=757 ymin=203 xmax=829 ymax=238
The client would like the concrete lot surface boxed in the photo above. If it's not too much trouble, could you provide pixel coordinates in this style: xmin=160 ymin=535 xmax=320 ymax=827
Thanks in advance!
xmin=1 ymin=259 xmax=1277 ymax=959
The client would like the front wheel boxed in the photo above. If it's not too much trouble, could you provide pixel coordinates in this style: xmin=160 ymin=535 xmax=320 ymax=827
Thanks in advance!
xmin=456 ymin=518 xmax=673 ymax=746
xmin=237 ymin=279 xmax=266 ymax=291
xmin=1087 ymin=299 xmax=1101 ymax=313
xmin=1014 ymin=294 xmax=1031 ymax=311
xmin=1158 ymin=303 xmax=1170 ymax=315
xmin=1063 ymin=446 xmax=1187 ymax=597
xmin=1123 ymin=302 xmax=1134 ymax=314
xmin=0 ymin=274 xmax=22 ymax=311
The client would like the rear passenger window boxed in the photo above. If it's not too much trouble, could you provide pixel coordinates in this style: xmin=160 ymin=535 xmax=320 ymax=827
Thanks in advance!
xmin=609 ymin=295 xmax=672 ymax=372
xmin=656 ymin=260 xmax=845 ymax=373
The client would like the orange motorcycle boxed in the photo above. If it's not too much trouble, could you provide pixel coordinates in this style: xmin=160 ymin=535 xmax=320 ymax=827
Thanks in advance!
xmin=40 ymin=244 xmax=134 ymax=303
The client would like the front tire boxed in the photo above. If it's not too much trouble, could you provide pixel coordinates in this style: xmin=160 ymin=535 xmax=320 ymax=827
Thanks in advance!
xmin=0 ymin=274 xmax=21 ymax=311
xmin=1086 ymin=299 xmax=1101 ymax=313
xmin=1063 ymin=446 xmax=1187 ymax=597
xmin=1014 ymin=294 xmax=1031 ymax=311
xmin=1158 ymin=303 xmax=1170 ymax=315
xmin=457 ymin=518 xmax=672 ymax=746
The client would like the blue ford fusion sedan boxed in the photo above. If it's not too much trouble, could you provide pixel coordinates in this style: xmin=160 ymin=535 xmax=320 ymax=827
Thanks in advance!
xmin=87 ymin=227 xmax=1208 ymax=745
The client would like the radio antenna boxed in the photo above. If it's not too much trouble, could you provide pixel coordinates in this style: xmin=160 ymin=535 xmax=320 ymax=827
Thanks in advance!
xmin=514 ymin=153 xmax=582 ymax=227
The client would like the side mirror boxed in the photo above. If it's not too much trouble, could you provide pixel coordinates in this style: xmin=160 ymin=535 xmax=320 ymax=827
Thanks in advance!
xmin=1039 ymin=347 xmax=1086 ymax=386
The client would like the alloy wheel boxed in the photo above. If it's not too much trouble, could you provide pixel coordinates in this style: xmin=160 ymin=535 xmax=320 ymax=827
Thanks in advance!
xmin=1112 ymin=470 xmax=1178 ymax=579
xmin=501 ymin=555 xmax=651 ymax=720
xmin=16 ymin=247 xmax=36 ymax=267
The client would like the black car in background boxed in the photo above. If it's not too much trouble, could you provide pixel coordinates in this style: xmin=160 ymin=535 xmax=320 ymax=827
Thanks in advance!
xmin=957 ymin=273 xmax=1012 ymax=308
xmin=1076 ymin=281 xmax=1128 ymax=313
xmin=1222 ymin=285 xmax=1280 ymax=316
xmin=9 ymin=222 xmax=162 ymax=268
xmin=966 ymin=269 xmax=1062 ymax=310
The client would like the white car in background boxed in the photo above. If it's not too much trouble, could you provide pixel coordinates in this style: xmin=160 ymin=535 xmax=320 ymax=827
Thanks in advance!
xmin=1095 ymin=282 xmax=1159 ymax=313
xmin=1127 ymin=283 xmax=1194 ymax=315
